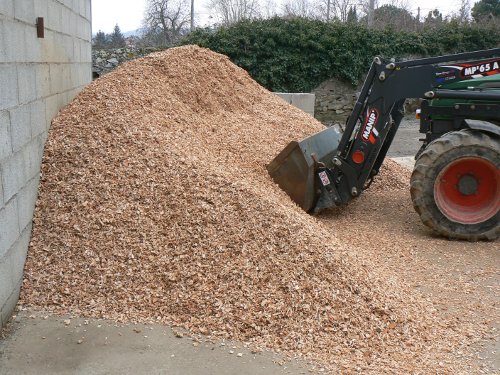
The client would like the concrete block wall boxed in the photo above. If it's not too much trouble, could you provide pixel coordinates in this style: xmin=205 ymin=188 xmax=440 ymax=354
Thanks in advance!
xmin=0 ymin=0 xmax=92 ymax=327
xmin=274 ymin=93 xmax=315 ymax=116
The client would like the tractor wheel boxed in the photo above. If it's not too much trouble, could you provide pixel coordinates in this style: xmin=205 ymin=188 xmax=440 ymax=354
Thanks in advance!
xmin=410 ymin=129 xmax=499 ymax=241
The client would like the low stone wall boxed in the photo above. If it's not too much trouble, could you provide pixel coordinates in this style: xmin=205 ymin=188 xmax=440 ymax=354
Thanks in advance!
xmin=312 ymin=78 xmax=358 ymax=124
xmin=92 ymin=47 xmax=162 ymax=77
xmin=312 ymin=77 xmax=422 ymax=125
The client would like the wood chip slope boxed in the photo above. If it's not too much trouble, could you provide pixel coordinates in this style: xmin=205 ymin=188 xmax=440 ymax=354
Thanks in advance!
xmin=22 ymin=46 xmax=464 ymax=373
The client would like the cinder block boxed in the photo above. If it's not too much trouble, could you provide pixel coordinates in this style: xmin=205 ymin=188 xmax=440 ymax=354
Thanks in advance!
xmin=6 ymin=225 xmax=31 ymax=294
xmin=0 ymin=278 xmax=21 ymax=328
xmin=74 ymin=64 xmax=83 ymax=87
xmin=31 ymin=100 xmax=47 ymax=138
xmin=48 ymin=32 xmax=69 ymax=64
xmin=14 ymin=0 xmax=35 ymax=24
xmin=24 ymin=24 xmax=43 ymax=63
xmin=54 ymin=64 xmax=69 ymax=93
xmin=78 ymin=0 xmax=85 ymax=18
xmin=78 ymin=20 xmax=86 ymax=41
xmin=9 ymin=104 xmax=32 ymax=153
xmin=1 ymin=18 xmax=27 ymax=62
xmin=35 ymin=64 xmax=50 ymax=98
xmin=38 ymin=28 xmax=59 ymax=63
xmin=61 ymin=5 xmax=70 ymax=35
xmin=69 ymin=64 xmax=79 ymax=86
xmin=34 ymin=0 xmax=49 ymax=20
xmin=77 ymin=63 xmax=87 ymax=86
xmin=73 ymin=39 xmax=81 ymax=63
xmin=17 ymin=64 xmax=38 ymax=105
xmin=0 ymin=110 xmax=12 ymax=161
xmin=0 ymin=199 xmax=20 ymax=260
xmin=60 ymin=34 xmax=72 ymax=63
xmin=16 ymin=192 xmax=35 ymax=250
xmin=71 ymin=0 xmax=80 ymax=12
xmin=82 ymin=63 xmax=92 ymax=84
xmin=81 ymin=41 xmax=91 ymax=63
xmin=65 ymin=86 xmax=76 ymax=102
xmin=47 ymin=0 xmax=62 ymax=32
xmin=0 ymin=65 xmax=18 ymax=109
xmin=0 ymin=256 xmax=15 ymax=326
xmin=64 ymin=64 xmax=72 ymax=91
xmin=49 ymin=63 xmax=63 ymax=93
xmin=76 ymin=18 xmax=84 ymax=41
xmin=83 ymin=20 xmax=91 ymax=40
xmin=62 ymin=0 xmax=72 ymax=9
xmin=45 ymin=93 xmax=62 ymax=128
xmin=0 ymin=0 xmax=14 ymax=17
xmin=84 ymin=0 xmax=91 ymax=20
xmin=0 ymin=21 xmax=5 ymax=63
xmin=0 ymin=169 xmax=3 ymax=209
xmin=1 ymin=150 xmax=26 ymax=202
xmin=63 ymin=35 xmax=75 ymax=63
xmin=69 ymin=9 xmax=78 ymax=38
xmin=68 ymin=88 xmax=76 ymax=101
xmin=24 ymin=136 xmax=44 ymax=181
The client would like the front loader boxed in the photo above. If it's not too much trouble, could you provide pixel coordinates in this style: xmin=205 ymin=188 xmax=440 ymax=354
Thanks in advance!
xmin=268 ymin=48 xmax=500 ymax=241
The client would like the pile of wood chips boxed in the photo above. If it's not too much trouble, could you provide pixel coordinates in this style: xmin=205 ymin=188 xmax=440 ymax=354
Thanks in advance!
xmin=20 ymin=46 xmax=471 ymax=373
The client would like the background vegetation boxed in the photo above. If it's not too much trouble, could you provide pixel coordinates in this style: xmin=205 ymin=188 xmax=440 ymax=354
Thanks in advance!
xmin=93 ymin=0 xmax=500 ymax=92
xmin=181 ymin=18 xmax=500 ymax=91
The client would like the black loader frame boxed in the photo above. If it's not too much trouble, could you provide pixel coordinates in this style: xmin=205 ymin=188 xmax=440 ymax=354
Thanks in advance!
xmin=268 ymin=48 xmax=500 ymax=216
xmin=267 ymin=48 xmax=500 ymax=240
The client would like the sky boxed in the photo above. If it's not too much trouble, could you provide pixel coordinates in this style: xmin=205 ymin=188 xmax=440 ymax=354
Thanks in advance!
xmin=91 ymin=0 xmax=468 ymax=34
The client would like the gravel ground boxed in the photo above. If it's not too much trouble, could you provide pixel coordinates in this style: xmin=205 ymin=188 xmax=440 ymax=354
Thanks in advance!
xmin=387 ymin=118 xmax=500 ymax=373
xmin=318 ymin=161 xmax=500 ymax=373
xmin=387 ymin=117 xmax=422 ymax=158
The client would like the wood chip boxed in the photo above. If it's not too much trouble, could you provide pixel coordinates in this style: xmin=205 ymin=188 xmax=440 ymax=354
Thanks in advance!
xmin=19 ymin=45 xmax=496 ymax=374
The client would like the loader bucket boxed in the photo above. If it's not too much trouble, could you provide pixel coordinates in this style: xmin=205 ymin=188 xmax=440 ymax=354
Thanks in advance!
xmin=267 ymin=127 xmax=341 ymax=212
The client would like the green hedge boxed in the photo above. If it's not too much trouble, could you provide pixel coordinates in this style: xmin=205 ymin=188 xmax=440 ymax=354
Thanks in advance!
xmin=180 ymin=18 xmax=500 ymax=92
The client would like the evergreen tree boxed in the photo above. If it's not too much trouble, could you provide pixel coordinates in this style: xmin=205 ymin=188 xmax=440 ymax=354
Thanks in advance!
xmin=372 ymin=4 xmax=414 ymax=29
xmin=110 ymin=24 xmax=126 ymax=48
xmin=347 ymin=6 xmax=357 ymax=23
xmin=93 ymin=30 xmax=108 ymax=49
xmin=424 ymin=9 xmax=444 ymax=26
xmin=471 ymin=0 xmax=500 ymax=22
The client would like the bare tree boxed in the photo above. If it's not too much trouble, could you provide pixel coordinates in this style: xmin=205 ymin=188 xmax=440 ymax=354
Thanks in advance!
xmin=317 ymin=0 xmax=356 ymax=22
xmin=385 ymin=0 xmax=411 ymax=10
xmin=355 ymin=0 xmax=375 ymax=21
xmin=191 ymin=0 xmax=195 ymax=30
xmin=208 ymin=0 xmax=260 ymax=24
xmin=367 ymin=0 xmax=375 ymax=26
xmin=261 ymin=0 xmax=278 ymax=18
xmin=282 ymin=0 xmax=319 ymax=18
xmin=143 ymin=0 xmax=190 ymax=46
xmin=337 ymin=0 xmax=358 ymax=21
xmin=455 ymin=0 xmax=471 ymax=23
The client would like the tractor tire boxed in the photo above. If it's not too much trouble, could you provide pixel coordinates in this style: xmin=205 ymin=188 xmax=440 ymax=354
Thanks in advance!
xmin=410 ymin=129 xmax=499 ymax=241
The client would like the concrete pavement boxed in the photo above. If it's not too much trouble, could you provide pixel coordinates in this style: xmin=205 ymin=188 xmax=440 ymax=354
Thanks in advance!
xmin=0 ymin=311 xmax=312 ymax=375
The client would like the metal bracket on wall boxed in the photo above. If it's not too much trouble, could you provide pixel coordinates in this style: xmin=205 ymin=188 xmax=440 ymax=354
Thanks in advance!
xmin=36 ymin=17 xmax=44 ymax=38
